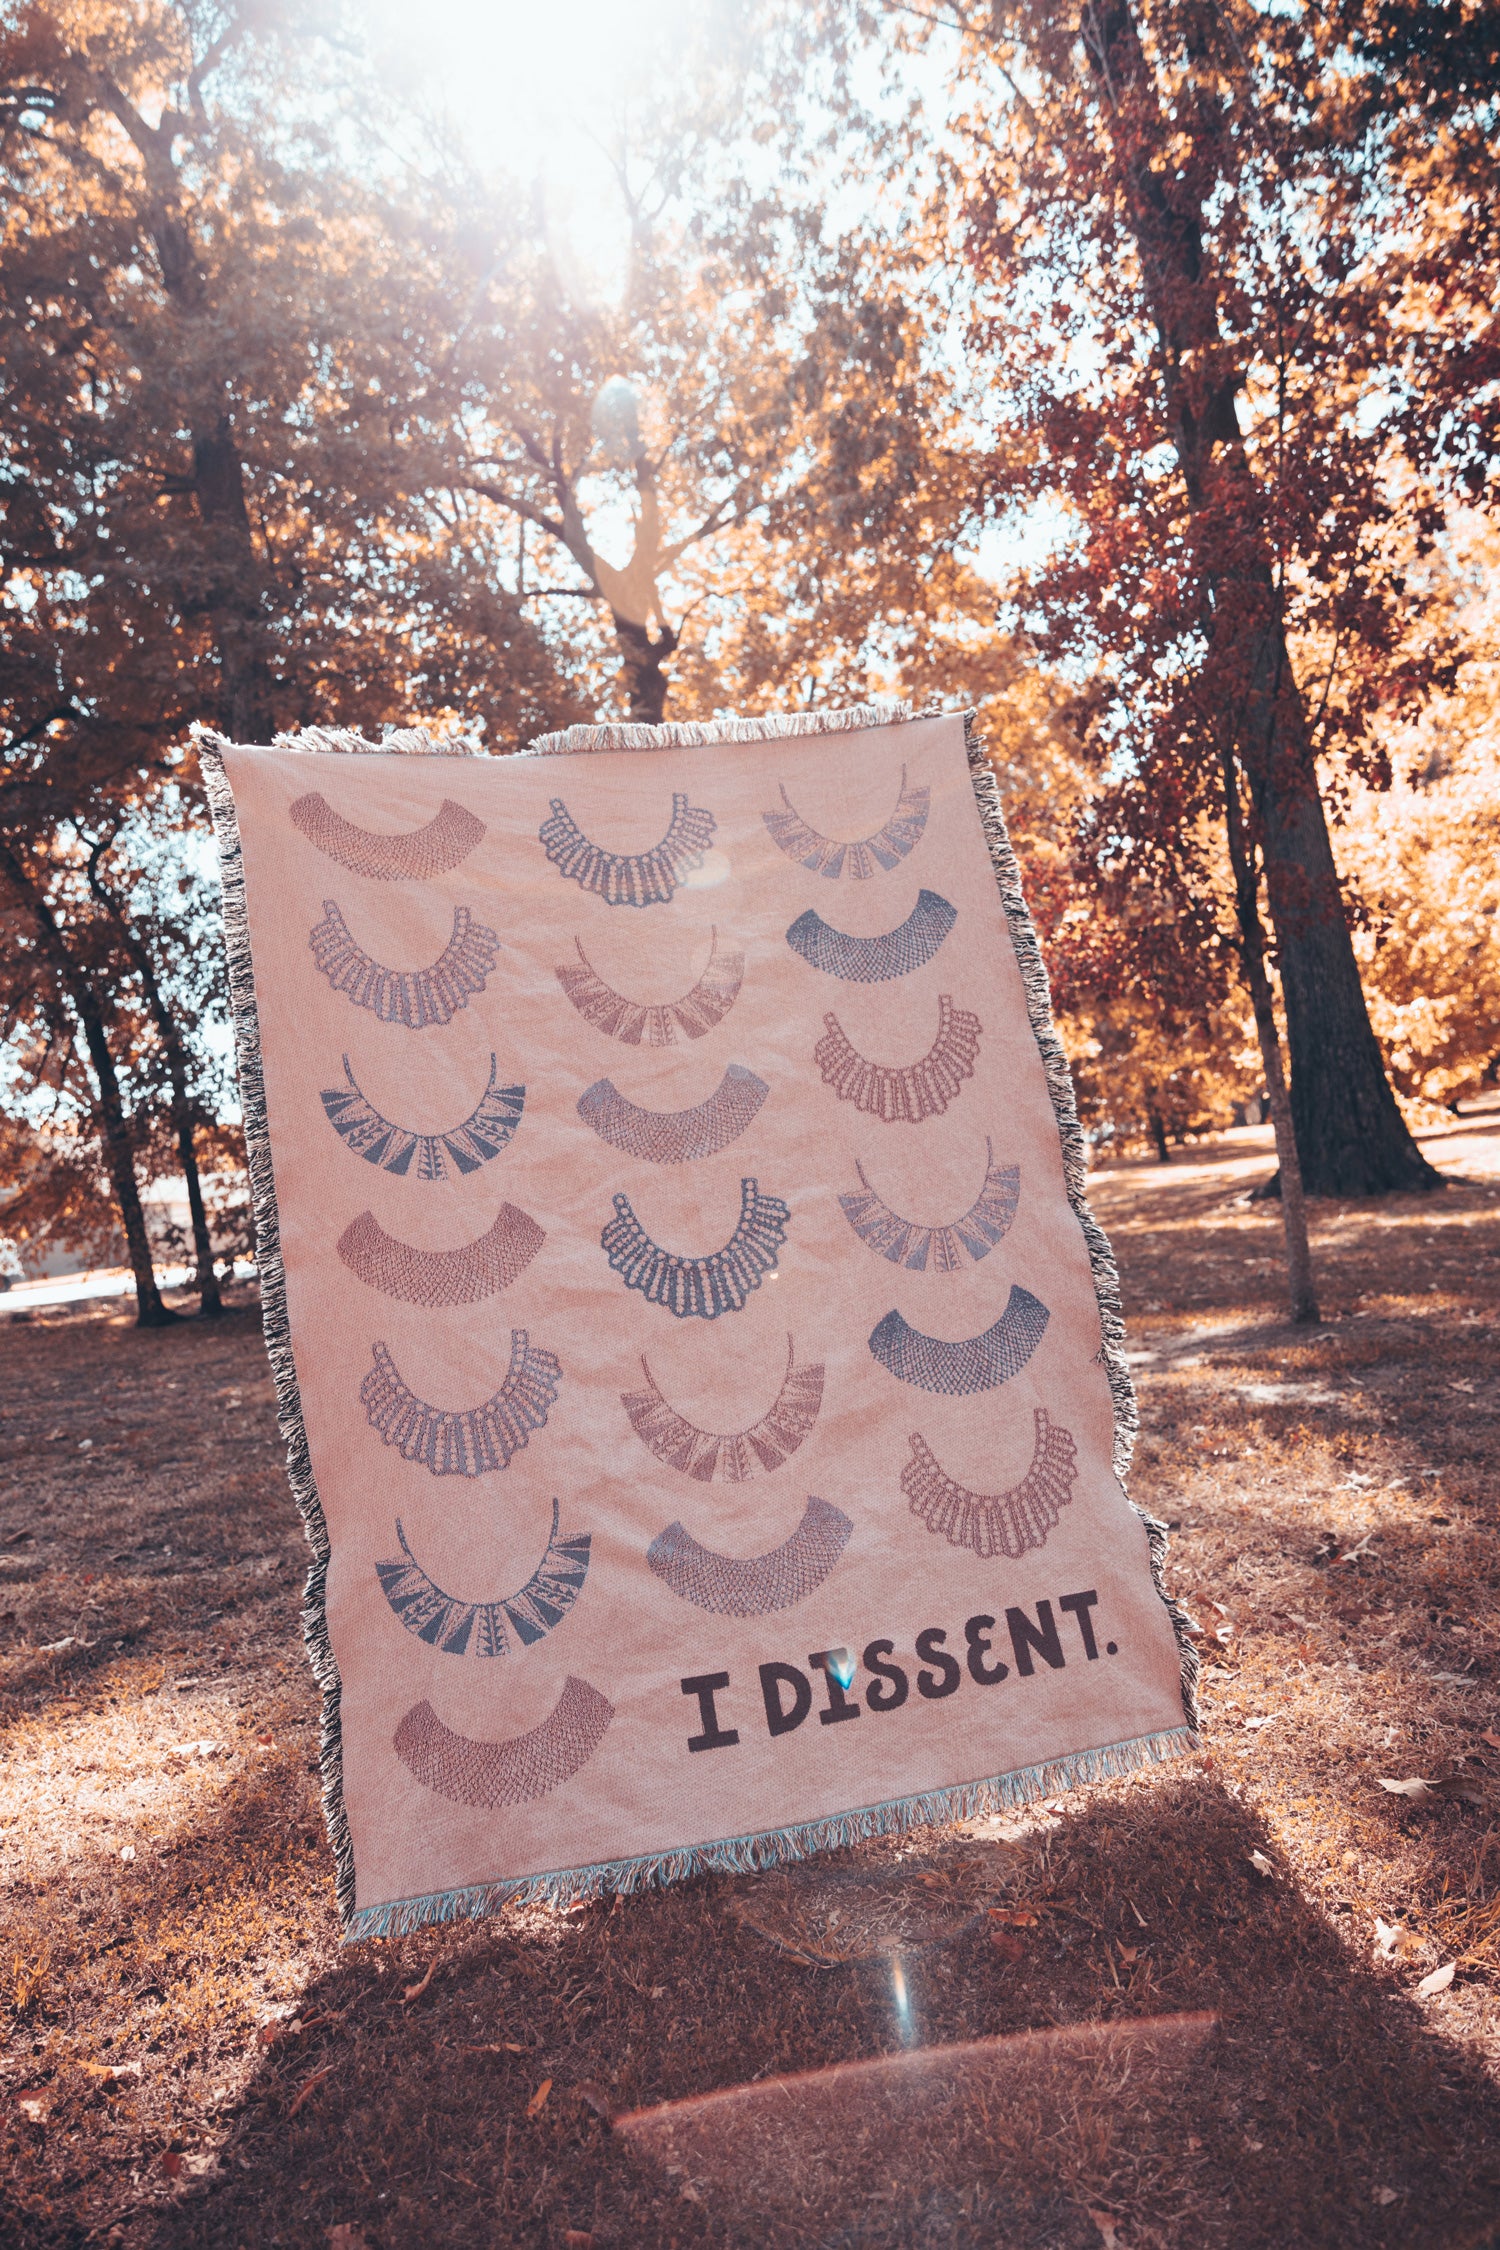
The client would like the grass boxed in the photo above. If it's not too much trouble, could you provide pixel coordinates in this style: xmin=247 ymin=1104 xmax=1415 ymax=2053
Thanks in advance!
xmin=2 ymin=1116 xmax=1498 ymax=2248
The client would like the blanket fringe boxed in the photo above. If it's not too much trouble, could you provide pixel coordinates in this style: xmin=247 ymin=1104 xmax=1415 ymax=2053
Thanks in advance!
xmin=195 ymin=723 xmax=485 ymax=760
xmin=962 ymin=715 xmax=1199 ymax=1734
xmin=197 ymin=740 xmax=358 ymax=1926
xmin=345 ymin=1725 xmax=1198 ymax=1941
xmin=521 ymin=698 xmax=914 ymax=757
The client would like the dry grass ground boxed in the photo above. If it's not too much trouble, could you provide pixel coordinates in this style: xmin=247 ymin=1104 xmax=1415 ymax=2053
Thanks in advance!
xmin=2 ymin=1117 xmax=1499 ymax=2250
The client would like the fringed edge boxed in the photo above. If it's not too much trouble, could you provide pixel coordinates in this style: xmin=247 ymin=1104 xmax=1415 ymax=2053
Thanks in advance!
xmin=194 ymin=722 xmax=486 ymax=760
xmin=520 ymin=697 xmax=914 ymax=757
xmin=197 ymin=741 xmax=358 ymax=1927
xmin=345 ymin=1723 xmax=1197 ymax=1941
xmin=962 ymin=715 xmax=1199 ymax=1734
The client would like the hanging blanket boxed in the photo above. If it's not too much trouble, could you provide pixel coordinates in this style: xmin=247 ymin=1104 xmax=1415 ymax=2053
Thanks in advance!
xmin=201 ymin=705 xmax=1195 ymax=1940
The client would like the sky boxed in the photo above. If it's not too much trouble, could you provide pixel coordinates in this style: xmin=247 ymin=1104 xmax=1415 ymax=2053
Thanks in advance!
xmin=360 ymin=0 xmax=702 ymax=302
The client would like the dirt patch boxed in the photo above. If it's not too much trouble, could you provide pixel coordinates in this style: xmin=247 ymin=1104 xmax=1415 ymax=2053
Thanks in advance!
xmin=2 ymin=1120 xmax=1499 ymax=2247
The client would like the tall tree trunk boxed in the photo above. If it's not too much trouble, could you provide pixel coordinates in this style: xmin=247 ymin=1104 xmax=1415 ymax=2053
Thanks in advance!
xmin=117 ymin=97 xmax=275 ymax=742
xmin=1081 ymin=0 xmax=1440 ymax=1198
xmin=86 ymin=850 xmax=222 ymax=1315
xmin=0 ymin=845 xmax=176 ymax=1328
xmin=192 ymin=414 xmax=274 ymax=741
xmin=612 ymin=612 xmax=678 ymax=725
xmin=1222 ymin=757 xmax=1318 ymax=1323
xmin=1147 ymin=1101 xmax=1170 ymax=1165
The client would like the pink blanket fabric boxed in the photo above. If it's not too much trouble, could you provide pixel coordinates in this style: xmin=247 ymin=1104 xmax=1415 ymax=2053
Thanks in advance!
xmin=203 ymin=706 xmax=1194 ymax=1938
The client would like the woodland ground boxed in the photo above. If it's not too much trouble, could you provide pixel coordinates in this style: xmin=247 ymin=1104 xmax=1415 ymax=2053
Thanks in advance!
xmin=2 ymin=1118 xmax=1499 ymax=2250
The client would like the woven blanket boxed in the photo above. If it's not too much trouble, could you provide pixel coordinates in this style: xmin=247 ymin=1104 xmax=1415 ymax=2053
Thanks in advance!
xmin=202 ymin=705 xmax=1195 ymax=1940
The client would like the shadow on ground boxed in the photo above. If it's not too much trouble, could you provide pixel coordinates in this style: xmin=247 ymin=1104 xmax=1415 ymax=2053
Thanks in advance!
xmin=73 ymin=1783 xmax=1500 ymax=2250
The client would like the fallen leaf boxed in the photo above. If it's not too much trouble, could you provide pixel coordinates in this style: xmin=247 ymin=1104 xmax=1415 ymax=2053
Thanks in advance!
xmin=1374 ymin=1918 xmax=1401 ymax=1960
xmin=1374 ymin=2187 xmax=1398 ymax=2206
xmin=526 ymin=2077 xmax=553 ymax=2118
xmin=287 ymin=2064 xmax=336 ymax=2118
xmin=1247 ymin=1850 xmax=1275 ymax=1878
xmin=989 ymin=1927 xmax=1025 ymax=1962
xmin=1088 ymin=2211 xmax=1121 ymax=2249
xmin=1429 ymin=1774 xmax=1496 ymax=1809
xmin=1416 ymin=1962 xmax=1456 ymax=1997
xmin=1117 ymin=1943 xmax=1141 ymax=1964
xmin=1243 ymin=1714 xmax=1276 ymax=1731
xmin=1480 ymin=1730 xmax=1500 ymax=1752
xmin=15 ymin=2092 xmax=48 ymax=2123
xmin=401 ymin=1958 xmax=438 ymax=2005
xmin=119 ymin=1845 xmax=136 ymax=1864
xmin=1377 ymin=1776 xmax=1435 ymax=1800
xmin=160 ymin=2149 xmax=183 ymax=2180
xmin=80 ymin=2059 xmax=141 ymax=2082
xmin=576 ymin=2080 xmax=613 ymax=2125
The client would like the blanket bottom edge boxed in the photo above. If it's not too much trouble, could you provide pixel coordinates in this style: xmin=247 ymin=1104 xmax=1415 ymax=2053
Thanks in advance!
xmin=343 ymin=1725 xmax=1199 ymax=1942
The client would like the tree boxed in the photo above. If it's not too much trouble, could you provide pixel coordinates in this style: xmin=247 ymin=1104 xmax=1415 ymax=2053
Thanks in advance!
xmin=817 ymin=0 xmax=1500 ymax=1195
xmin=398 ymin=15 xmax=1012 ymax=733
xmin=1340 ymin=514 xmax=1500 ymax=1110
xmin=84 ymin=809 xmax=229 ymax=1314
xmin=0 ymin=0 xmax=586 ymax=1320
xmin=0 ymin=830 xmax=176 ymax=1323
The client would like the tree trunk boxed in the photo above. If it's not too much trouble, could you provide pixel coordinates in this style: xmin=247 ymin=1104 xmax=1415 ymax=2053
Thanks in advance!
xmin=94 ymin=80 xmax=277 ymax=743
xmin=1147 ymin=1102 xmax=1170 ymax=1165
xmin=1239 ymin=639 xmax=1438 ymax=1195
xmin=612 ymin=613 xmax=678 ymax=725
xmin=0 ymin=845 xmax=176 ymax=1328
xmin=1222 ymin=758 xmax=1318 ymax=1322
xmin=1081 ymin=0 xmax=1440 ymax=1198
xmin=87 ymin=851 xmax=222 ymax=1315
xmin=192 ymin=414 xmax=275 ymax=741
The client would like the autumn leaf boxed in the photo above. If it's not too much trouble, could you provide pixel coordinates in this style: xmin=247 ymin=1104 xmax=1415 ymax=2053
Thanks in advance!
xmin=525 ymin=2078 xmax=553 ymax=2118
xmin=402 ymin=1958 xmax=438 ymax=2005
xmin=287 ymin=2065 xmax=336 ymax=2118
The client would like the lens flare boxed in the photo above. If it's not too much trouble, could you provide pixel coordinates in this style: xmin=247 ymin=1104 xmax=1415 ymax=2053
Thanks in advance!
xmin=889 ymin=1953 xmax=913 ymax=2044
